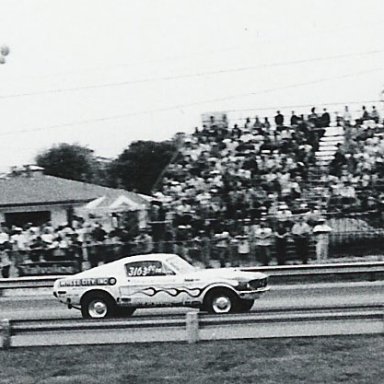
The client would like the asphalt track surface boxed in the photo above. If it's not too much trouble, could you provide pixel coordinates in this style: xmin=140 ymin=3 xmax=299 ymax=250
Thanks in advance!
xmin=1 ymin=282 xmax=383 ymax=321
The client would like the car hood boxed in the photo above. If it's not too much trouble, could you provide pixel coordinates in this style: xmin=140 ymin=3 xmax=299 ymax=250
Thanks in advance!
xmin=185 ymin=267 xmax=267 ymax=281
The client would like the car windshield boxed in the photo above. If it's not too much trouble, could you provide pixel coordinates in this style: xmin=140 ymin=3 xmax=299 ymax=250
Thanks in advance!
xmin=166 ymin=255 xmax=195 ymax=274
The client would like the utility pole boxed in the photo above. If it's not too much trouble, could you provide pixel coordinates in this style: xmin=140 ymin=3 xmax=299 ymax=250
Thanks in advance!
xmin=0 ymin=45 xmax=10 ymax=64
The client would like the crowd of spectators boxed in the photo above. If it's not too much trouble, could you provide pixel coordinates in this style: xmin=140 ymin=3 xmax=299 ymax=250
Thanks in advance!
xmin=327 ymin=105 xmax=384 ymax=215
xmin=0 ymin=210 xmax=333 ymax=278
xmin=2 ymin=105 xmax=384 ymax=277
xmin=150 ymin=104 xmax=384 ymax=264
xmin=160 ymin=109 xmax=323 ymax=224
xmin=0 ymin=219 xmax=154 ymax=277
xmin=156 ymin=106 xmax=380 ymax=222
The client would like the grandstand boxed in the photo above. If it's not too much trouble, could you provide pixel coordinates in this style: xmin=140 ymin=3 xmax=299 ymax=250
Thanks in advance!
xmin=151 ymin=105 xmax=384 ymax=264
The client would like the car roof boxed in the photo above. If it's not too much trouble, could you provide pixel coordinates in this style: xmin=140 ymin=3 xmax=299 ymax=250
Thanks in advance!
xmin=113 ymin=253 xmax=177 ymax=266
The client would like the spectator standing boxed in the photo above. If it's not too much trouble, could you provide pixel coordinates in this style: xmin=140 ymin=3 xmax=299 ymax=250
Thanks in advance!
xmin=188 ymin=234 xmax=203 ymax=265
xmin=89 ymin=223 xmax=107 ymax=267
xmin=274 ymin=221 xmax=290 ymax=265
xmin=312 ymin=218 xmax=332 ymax=261
xmin=213 ymin=226 xmax=231 ymax=267
xmin=30 ymin=236 xmax=49 ymax=262
xmin=253 ymin=116 xmax=262 ymax=129
xmin=254 ymin=219 xmax=273 ymax=266
xmin=0 ymin=249 xmax=11 ymax=278
xmin=274 ymin=111 xmax=284 ymax=128
xmin=330 ymin=143 xmax=347 ymax=177
xmin=290 ymin=111 xmax=300 ymax=126
xmin=0 ymin=227 xmax=9 ymax=246
xmin=361 ymin=106 xmax=370 ymax=121
xmin=10 ymin=227 xmax=28 ymax=266
xmin=321 ymin=108 xmax=331 ymax=127
xmin=235 ymin=229 xmax=250 ymax=266
xmin=244 ymin=117 xmax=252 ymax=129
xmin=308 ymin=107 xmax=318 ymax=126
xmin=199 ymin=230 xmax=211 ymax=267
xmin=174 ymin=225 xmax=191 ymax=259
xmin=263 ymin=117 xmax=271 ymax=130
xmin=370 ymin=106 xmax=380 ymax=123
xmin=92 ymin=223 xmax=107 ymax=242
xmin=291 ymin=216 xmax=312 ymax=264
xmin=0 ymin=227 xmax=10 ymax=277
xmin=163 ymin=227 xmax=175 ymax=254
xmin=343 ymin=106 xmax=352 ymax=125
xmin=134 ymin=228 xmax=154 ymax=255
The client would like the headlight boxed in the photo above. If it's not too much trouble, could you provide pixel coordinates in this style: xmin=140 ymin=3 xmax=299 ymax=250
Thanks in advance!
xmin=236 ymin=281 xmax=252 ymax=291
xmin=248 ymin=278 xmax=268 ymax=289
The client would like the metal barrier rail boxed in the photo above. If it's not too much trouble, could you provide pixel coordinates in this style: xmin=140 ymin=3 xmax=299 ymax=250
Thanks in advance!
xmin=244 ymin=261 xmax=384 ymax=283
xmin=9 ymin=303 xmax=384 ymax=324
xmin=0 ymin=275 xmax=64 ymax=290
xmin=1 ymin=261 xmax=384 ymax=293
xmin=1 ymin=304 xmax=383 ymax=348
xmin=244 ymin=260 xmax=384 ymax=272
xmin=12 ymin=303 xmax=383 ymax=323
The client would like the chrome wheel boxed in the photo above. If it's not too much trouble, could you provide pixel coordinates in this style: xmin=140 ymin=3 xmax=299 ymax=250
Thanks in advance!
xmin=88 ymin=299 xmax=108 ymax=318
xmin=211 ymin=295 xmax=232 ymax=314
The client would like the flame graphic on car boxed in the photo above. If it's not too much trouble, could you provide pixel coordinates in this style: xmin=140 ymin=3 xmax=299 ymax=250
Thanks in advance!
xmin=132 ymin=286 xmax=207 ymax=298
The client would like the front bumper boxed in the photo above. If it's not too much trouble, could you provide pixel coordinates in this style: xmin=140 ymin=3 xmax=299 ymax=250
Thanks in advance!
xmin=237 ymin=286 xmax=270 ymax=300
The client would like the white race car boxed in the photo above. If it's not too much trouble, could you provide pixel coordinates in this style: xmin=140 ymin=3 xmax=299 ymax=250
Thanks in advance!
xmin=53 ymin=253 xmax=269 ymax=319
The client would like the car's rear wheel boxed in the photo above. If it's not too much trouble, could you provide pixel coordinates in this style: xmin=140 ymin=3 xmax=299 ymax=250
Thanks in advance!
xmin=81 ymin=294 xmax=115 ymax=319
xmin=237 ymin=299 xmax=255 ymax=313
xmin=205 ymin=289 xmax=238 ymax=314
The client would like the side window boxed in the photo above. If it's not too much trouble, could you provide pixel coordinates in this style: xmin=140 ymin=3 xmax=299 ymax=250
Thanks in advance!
xmin=125 ymin=261 xmax=174 ymax=277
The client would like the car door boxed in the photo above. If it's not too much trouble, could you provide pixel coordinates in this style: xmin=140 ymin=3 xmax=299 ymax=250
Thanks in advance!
xmin=119 ymin=260 xmax=185 ymax=307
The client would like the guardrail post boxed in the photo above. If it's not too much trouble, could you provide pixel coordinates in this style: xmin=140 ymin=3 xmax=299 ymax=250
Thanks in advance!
xmin=0 ymin=319 xmax=11 ymax=350
xmin=186 ymin=312 xmax=199 ymax=344
xmin=383 ymin=306 xmax=384 ymax=335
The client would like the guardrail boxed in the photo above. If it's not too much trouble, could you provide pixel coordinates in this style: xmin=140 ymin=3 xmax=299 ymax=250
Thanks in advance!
xmin=1 ymin=304 xmax=383 ymax=349
xmin=244 ymin=261 xmax=384 ymax=284
xmin=1 ymin=261 xmax=384 ymax=295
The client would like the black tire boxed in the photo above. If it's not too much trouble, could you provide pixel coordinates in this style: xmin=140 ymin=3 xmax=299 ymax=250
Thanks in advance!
xmin=237 ymin=299 xmax=255 ymax=313
xmin=205 ymin=289 xmax=239 ymax=314
xmin=81 ymin=293 xmax=115 ymax=319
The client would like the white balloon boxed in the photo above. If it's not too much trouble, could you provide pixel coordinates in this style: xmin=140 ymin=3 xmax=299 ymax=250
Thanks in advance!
xmin=0 ymin=45 xmax=9 ymax=56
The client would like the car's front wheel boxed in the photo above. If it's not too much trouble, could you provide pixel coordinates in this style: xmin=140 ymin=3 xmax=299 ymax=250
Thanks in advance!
xmin=81 ymin=294 xmax=115 ymax=319
xmin=205 ymin=289 xmax=238 ymax=314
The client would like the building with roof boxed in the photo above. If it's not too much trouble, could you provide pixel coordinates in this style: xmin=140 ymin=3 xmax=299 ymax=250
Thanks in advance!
xmin=0 ymin=165 xmax=149 ymax=229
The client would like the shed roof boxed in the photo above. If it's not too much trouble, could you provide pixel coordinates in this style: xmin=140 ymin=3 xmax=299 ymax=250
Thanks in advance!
xmin=0 ymin=174 xmax=148 ymax=207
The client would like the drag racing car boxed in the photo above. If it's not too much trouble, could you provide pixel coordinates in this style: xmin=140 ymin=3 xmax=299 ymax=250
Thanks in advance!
xmin=53 ymin=253 xmax=269 ymax=319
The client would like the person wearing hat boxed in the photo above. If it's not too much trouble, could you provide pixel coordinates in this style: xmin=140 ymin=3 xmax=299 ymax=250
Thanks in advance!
xmin=313 ymin=218 xmax=332 ymax=261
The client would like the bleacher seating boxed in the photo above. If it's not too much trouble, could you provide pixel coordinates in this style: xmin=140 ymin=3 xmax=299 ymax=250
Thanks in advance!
xmin=151 ymin=105 xmax=384 ymax=262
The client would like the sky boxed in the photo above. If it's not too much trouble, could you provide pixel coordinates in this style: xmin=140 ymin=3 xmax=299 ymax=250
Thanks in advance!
xmin=0 ymin=0 xmax=384 ymax=171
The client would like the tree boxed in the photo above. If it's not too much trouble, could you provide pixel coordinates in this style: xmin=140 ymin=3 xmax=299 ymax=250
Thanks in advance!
xmin=109 ymin=140 xmax=177 ymax=194
xmin=35 ymin=143 xmax=101 ymax=183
